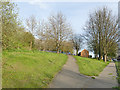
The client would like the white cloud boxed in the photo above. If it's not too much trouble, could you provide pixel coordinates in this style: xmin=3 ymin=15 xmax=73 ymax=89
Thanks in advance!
xmin=28 ymin=1 xmax=48 ymax=9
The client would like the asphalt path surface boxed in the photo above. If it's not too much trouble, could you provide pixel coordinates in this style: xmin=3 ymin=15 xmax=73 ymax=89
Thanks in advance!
xmin=49 ymin=55 xmax=118 ymax=88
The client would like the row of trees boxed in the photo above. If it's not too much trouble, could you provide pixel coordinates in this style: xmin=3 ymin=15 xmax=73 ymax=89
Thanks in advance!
xmin=26 ymin=13 xmax=74 ymax=53
xmin=24 ymin=7 xmax=119 ymax=60
xmin=84 ymin=7 xmax=118 ymax=62
xmin=1 ymin=1 xmax=81 ymax=54
xmin=1 ymin=1 xmax=119 ymax=62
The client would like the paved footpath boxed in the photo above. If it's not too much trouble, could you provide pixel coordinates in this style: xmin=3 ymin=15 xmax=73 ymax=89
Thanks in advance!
xmin=49 ymin=55 xmax=118 ymax=88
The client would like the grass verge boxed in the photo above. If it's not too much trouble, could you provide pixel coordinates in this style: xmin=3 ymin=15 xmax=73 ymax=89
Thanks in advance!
xmin=115 ymin=61 xmax=120 ymax=84
xmin=2 ymin=50 xmax=68 ymax=88
xmin=74 ymin=56 xmax=109 ymax=76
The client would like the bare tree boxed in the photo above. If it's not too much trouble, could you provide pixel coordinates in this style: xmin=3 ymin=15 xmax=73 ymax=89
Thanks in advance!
xmin=26 ymin=15 xmax=37 ymax=50
xmin=84 ymin=7 xmax=118 ymax=62
xmin=36 ymin=20 xmax=47 ymax=50
xmin=35 ymin=12 xmax=73 ymax=53
xmin=36 ymin=20 xmax=56 ymax=51
xmin=72 ymin=34 xmax=83 ymax=56
xmin=48 ymin=12 xmax=73 ymax=53
xmin=101 ymin=8 xmax=118 ymax=62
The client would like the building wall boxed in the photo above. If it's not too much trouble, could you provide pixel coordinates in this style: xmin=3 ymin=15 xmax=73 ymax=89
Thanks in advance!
xmin=81 ymin=49 xmax=89 ymax=58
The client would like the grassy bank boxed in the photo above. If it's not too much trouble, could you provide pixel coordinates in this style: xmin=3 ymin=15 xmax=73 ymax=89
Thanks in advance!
xmin=115 ymin=61 xmax=120 ymax=84
xmin=74 ymin=56 xmax=109 ymax=76
xmin=2 ymin=50 xmax=68 ymax=88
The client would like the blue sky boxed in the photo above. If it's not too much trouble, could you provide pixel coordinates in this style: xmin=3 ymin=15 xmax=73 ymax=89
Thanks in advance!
xmin=16 ymin=2 xmax=118 ymax=34
xmin=15 ymin=2 xmax=118 ymax=56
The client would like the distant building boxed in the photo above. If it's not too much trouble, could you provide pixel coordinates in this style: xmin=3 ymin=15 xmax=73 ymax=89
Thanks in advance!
xmin=79 ymin=49 xmax=89 ymax=58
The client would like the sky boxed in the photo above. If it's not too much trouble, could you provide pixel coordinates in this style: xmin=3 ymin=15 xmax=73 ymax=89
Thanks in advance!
xmin=14 ymin=1 xmax=118 ymax=57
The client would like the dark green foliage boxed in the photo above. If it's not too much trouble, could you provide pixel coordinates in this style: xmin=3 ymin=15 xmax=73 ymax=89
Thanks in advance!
xmin=91 ymin=77 xmax=96 ymax=79
xmin=1 ymin=2 xmax=18 ymax=50
xmin=115 ymin=62 xmax=120 ymax=84
xmin=1 ymin=1 xmax=34 ymax=50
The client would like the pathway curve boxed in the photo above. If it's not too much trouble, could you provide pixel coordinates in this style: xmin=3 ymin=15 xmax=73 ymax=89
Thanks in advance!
xmin=49 ymin=55 xmax=118 ymax=88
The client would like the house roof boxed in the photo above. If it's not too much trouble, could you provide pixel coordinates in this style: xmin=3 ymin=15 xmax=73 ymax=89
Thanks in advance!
xmin=81 ymin=49 xmax=89 ymax=52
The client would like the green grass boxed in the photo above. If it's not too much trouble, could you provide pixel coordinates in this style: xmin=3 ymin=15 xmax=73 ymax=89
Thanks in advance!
xmin=115 ymin=61 xmax=120 ymax=84
xmin=74 ymin=56 xmax=109 ymax=76
xmin=108 ymin=73 xmax=113 ymax=75
xmin=2 ymin=50 xmax=68 ymax=88
xmin=112 ymin=86 xmax=120 ymax=90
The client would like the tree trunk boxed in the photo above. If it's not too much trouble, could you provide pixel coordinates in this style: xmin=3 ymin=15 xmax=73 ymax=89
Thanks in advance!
xmin=103 ymin=55 xmax=105 ymax=61
xmin=98 ymin=31 xmax=101 ymax=60
xmin=43 ymin=48 xmax=45 ymax=51
xmin=57 ymin=49 xmax=59 ymax=53
xmin=104 ymin=54 xmax=107 ymax=62
xmin=30 ymin=41 xmax=32 ymax=50
xmin=104 ymin=47 xmax=107 ymax=62
xmin=56 ymin=40 xmax=59 ymax=53
xmin=76 ymin=49 xmax=78 ymax=56
xmin=98 ymin=47 xmax=101 ymax=60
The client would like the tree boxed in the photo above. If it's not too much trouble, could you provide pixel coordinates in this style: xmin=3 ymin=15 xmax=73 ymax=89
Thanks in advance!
xmin=36 ymin=20 xmax=46 ymax=50
xmin=1 ymin=1 xmax=35 ymax=50
xmin=0 ymin=1 xmax=2 ymax=51
xmin=26 ymin=15 xmax=37 ymax=50
xmin=72 ymin=34 xmax=83 ymax=55
xmin=1 ymin=1 xmax=19 ymax=50
xmin=84 ymin=7 xmax=118 ymax=62
xmin=48 ymin=12 xmax=73 ymax=53
xmin=61 ymin=41 xmax=73 ymax=53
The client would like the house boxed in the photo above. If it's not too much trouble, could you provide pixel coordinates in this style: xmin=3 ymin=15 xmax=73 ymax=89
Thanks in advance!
xmin=79 ymin=49 xmax=89 ymax=58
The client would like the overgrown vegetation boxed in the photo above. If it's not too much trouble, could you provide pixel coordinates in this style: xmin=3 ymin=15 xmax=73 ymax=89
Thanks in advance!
xmin=115 ymin=61 xmax=120 ymax=84
xmin=1 ymin=2 xmax=35 ymax=50
xmin=112 ymin=61 xmax=120 ymax=90
xmin=74 ymin=56 xmax=109 ymax=76
xmin=2 ymin=50 xmax=68 ymax=88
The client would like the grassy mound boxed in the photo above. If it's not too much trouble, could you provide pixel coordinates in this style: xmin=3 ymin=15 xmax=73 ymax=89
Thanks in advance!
xmin=2 ymin=50 xmax=68 ymax=88
xmin=74 ymin=56 xmax=109 ymax=76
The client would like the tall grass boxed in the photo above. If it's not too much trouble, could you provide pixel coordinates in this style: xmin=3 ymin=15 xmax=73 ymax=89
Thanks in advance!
xmin=2 ymin=50 xmax=68 ymax=88
xmin=74 ymin=56 xmax=109 ymax=76
xmin=115 ymin=61 xmax=120 ymax=84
